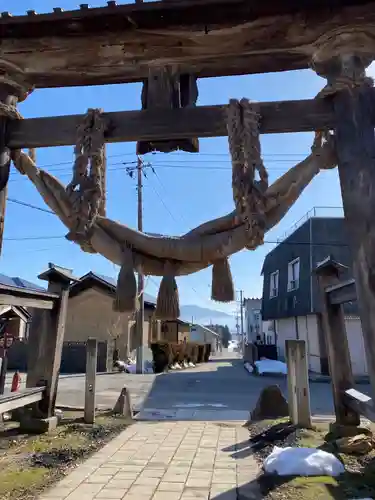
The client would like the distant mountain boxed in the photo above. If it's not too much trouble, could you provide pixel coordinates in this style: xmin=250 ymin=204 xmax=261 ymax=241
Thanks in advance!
xmin=179 ymin=304 xmax=236 ymax=330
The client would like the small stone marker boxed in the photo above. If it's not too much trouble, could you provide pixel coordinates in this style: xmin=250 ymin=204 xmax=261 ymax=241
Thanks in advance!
xmin=250 ymin=385 xmax=289 ymax=421
xmin=113 ymin=386 xmax=133 ymax=418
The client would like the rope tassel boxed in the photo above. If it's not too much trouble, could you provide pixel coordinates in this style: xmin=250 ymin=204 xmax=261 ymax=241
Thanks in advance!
xmin=113 ymin=247 xmax=137 ymax=313
xmin=155 ymin=262 xmax=180 ymax=320
xmin=211 ymin=258 xmax=235 ymax=303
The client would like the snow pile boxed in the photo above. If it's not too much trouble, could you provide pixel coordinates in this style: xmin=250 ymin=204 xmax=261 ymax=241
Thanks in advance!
xmin=244 ymin=362 xmax=254 ymax=373
xmin=264 ymin=446 xmax=345 ymax=477
xmin=255 ymin=359 xmax=287 ymax=375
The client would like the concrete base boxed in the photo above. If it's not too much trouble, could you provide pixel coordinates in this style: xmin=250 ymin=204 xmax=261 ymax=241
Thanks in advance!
xmin=19 ymin=416 xmax=58 ymax=434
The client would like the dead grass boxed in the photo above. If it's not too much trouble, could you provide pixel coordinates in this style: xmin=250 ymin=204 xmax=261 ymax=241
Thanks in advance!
xmin=252 ymin=420 xmax=375 ymax=499
xmin=0 ymin=411 xmax=132 ymax=500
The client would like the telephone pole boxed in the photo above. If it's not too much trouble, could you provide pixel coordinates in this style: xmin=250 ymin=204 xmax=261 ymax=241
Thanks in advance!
xmin=239 ymin=290 xmax=245 ymax=353
xmin=136 ymin=155 xmax=144 ymax=374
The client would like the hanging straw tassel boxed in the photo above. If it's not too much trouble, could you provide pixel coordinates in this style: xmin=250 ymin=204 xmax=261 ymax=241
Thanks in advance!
xmin=113 ymin=246 xmax=137 ymax=313
xmin=155 ymin=261 xmax=180 ymax=320
xmin=211 ymin=257 xmax=235 ymax=302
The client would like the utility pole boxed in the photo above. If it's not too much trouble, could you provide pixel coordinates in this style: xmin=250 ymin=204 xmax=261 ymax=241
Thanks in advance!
xmin=136 ymin=155 xmax=144 ymax=374
xmin=240 ymin=290 xmax=245 ymax=354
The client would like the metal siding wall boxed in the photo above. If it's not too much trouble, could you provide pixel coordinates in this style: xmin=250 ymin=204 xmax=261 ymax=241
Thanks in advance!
xmin=262 ymin=221 xmax=311 ymax=321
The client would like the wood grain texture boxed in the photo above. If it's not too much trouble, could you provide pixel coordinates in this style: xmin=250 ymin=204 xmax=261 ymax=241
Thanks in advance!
xmin=0 ymin=86 xmax=17 ymax=257
xmin=334 ymin=84 xmax=375 ymax=401
xmin=7 ymin=96 xmax=339 ymax=149
xmin=1 ymin=2 xmax=375 ymax=86
xmin=316 ymin=266 xmax=360 ymax=426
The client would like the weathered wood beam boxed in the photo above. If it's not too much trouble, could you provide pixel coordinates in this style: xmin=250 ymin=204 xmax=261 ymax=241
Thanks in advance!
xmin=137 ymin=68 xmax=199 ymax=154
xmin=333 ymin=74 xmax=375 ymax=401
xmin=7 ymin=96 xmax=343 ymax=149
xmin=326 ymin=279 xmax=357 ymax=305
xmin=2 ymin=2 xmax=375 ymax=87
xmin=315 ymin=261 xmax=360 ymax=426
xmin=0 ymin=387 xmax=45 ymax=415
xmin=27 ymin=269 xmax=71 ymax=418
xmin=0 ymin=85 xmax=18 ymax=256
xmin=343 ymin=388 xmax=375 ymax=422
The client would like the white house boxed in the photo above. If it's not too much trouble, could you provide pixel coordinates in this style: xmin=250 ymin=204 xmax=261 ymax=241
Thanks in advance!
xmin=243 ymin=297 xmax=274 ymax=344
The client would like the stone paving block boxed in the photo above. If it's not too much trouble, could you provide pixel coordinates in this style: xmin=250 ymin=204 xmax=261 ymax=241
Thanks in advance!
xmin=212 ymin=471 xmax=236 ymax=484
xmin=134 ymin=475 xmax=160 ymax=487
xmin=64 ymin=494 xmax=96 ymax=500
xmin=127 ymin=485 xmax=156 ymax=496
xmin=163 ymin=470 xmax=190 ymax=483
xmin=106 ymin=478 xmax=135 ymax=489
xmin=170 ymin=460 xmax=193 ymax=468
xmin=186 ymin=477 xmax=212 ymax=488
xmin=188 ymin=470 xmax=213 ymax=480
xmin=95 ymin=488 xmax=126 ymax=499
xmin=181 ymin=488 xmax=210 ymax=499
xmin=122 ymin=494 xmax=153 ymax=500
xmin=157 ymin=482 xmax=185 ymax=492
xmin=69 ymin=483 xmax=104 ymax=495
xmin=120 ymin=465 xmax=144 ymax=473
xmin=96 ymin=467 xmax=121 ymax=476
xmin=153 ymin=492 xmax=182 ymax=500
xmin=84 ymin=475 xmax=111 ymax=485
xmin=139 ymin=468 xmax=166 ymax=478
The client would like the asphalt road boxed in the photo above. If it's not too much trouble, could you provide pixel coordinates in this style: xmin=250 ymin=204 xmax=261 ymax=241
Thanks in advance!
xmin=4 ymin=353 xmax=373 ymax=417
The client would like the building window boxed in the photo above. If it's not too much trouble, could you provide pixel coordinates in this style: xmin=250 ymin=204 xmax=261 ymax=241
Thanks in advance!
xmin=269 ymin=271 xmax=279 ymax=298
xmin=288 ymin=258 xmax=300 ymax=291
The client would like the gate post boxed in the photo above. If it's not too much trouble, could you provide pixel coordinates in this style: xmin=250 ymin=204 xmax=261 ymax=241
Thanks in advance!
xmin=314 ymin=257 xmax=360 ymax=426
xmin=312 ymin=36 xmax=375 ymax=399
xmin=25 ymin=265 xmax=77 ymax=430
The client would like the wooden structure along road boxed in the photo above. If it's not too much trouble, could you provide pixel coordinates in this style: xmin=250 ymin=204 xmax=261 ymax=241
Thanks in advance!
xmin=0 ymin=266 xmax=76 ymax=432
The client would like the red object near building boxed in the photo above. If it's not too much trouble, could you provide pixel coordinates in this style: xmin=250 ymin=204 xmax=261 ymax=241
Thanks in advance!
xmin=11 ymin=371 xmax=21 ymax=392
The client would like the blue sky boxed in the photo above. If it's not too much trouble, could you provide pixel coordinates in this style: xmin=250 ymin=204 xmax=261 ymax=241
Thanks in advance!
xmin=3 ymin=0 xmax=356 ymax=315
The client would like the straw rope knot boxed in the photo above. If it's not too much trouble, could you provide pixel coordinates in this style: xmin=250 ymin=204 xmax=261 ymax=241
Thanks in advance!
xmin=65 ymin=108 xmax=107 ymax=253
xmin=227 ymin=98 xmax=269 ymax=250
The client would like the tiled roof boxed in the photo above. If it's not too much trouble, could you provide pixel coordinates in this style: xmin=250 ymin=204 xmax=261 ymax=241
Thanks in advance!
xmin=78 ymin=272 xmax=157 ymax=306
xmin=0 ymin=273 xmax=45 ymax=292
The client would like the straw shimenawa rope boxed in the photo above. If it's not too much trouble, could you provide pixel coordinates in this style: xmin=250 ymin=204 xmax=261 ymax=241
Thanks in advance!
xmin=3 ymin=96 xmax=338 ymax=320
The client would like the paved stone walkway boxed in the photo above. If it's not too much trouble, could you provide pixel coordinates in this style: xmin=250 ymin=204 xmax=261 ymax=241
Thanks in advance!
xmin=39 ymin=421 xmax=260 ymax=500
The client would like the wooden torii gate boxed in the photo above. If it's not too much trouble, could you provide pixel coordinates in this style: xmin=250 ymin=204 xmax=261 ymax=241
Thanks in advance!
xmin=1 ymin=1 xmax=375 ymax=399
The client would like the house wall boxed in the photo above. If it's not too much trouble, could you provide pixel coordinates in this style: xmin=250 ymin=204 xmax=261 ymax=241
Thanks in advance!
xmin=276 ymin=314 xmax=326 ymax=373
xmin=262 ymin=222 xmax=312 ymax=320
xmin=244 ymin=298 xmax=262 ymax=343
xmin=262 ymin=217 xmax=359 ymax=322
xmin=65 ymin=287 xmax=156 ymax=360
xmin=162 ymin=321 xmax=191 ymax=343
xmin=310 ymin=218 xmax=358 ymax=316
xmin=275 ymin=314 xmax=367 ymax=376
xmin=190 ymin=325 xmax=218 ymax=352
xmin=345 ymin=317 xmax=367 ymax=376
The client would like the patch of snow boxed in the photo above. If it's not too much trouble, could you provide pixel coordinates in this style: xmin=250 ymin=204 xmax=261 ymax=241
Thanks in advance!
xmin=263 ymin=446 xmax=345 ymax=477
xmin=244 ymin=362 xmax=254 ymax=373
xmin=255 ymin=359 xmax=287 ymax=375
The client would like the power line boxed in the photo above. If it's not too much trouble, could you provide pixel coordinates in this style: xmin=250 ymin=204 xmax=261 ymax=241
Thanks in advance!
xmin=8 ymin=197 xmax=54 ymax=214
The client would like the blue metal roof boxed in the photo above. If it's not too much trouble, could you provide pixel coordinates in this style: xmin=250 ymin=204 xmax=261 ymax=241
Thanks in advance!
xmin=87 ymin=272 xmax=157 ymax=305
xmin=0 ymin=273 xmax=45 ymax=292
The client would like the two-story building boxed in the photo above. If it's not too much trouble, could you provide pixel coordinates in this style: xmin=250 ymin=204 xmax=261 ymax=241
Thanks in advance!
xmin=261 ymin=209 xmax=367 ymax=376
xmin=243 ymin=297 xmax=274 ymax=344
